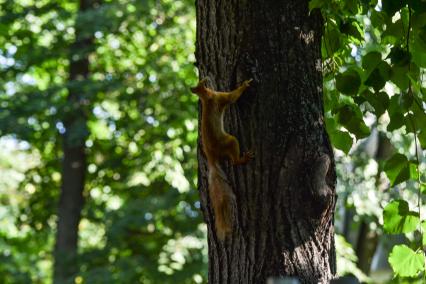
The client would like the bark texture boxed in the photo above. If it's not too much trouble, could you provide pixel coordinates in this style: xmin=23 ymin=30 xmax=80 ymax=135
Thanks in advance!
xmin=195 ymin=1 xmax=336 ymax=283
xmin=53 ymin=0 xmax=94 ymax=282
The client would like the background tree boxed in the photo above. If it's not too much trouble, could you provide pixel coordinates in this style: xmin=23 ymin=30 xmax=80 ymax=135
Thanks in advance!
xmin=53 ymin=0 xmax=95 ymax=281
xmin=194 ymin=1 xmax=336 ymax=283
xmin=0 ymin=0 xmax=204 ymax=283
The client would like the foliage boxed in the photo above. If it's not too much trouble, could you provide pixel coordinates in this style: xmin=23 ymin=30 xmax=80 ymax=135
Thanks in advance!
xmin=383 ymin=199 xmax=419 ymax=234
xmin=388 ymin=244 xmax=425 ymax=278
xmin=312 ymin=0 xmax=426 ymax=281
xmin=335 ymin=234 xmax=371 ymax=282
xmin=0 ymin=0 xmax=204 ymax=283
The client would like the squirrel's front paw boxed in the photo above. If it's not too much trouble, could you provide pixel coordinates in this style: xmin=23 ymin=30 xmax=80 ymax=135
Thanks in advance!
xmin=243 ymin=150 xmax=255 ymax=161
xmin=242 ymin=79 xmax=253 ymax=88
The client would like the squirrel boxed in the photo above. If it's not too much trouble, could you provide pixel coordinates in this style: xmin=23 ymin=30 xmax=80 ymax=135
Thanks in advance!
xmin=191 ymin=77 xmax=254 ymax=240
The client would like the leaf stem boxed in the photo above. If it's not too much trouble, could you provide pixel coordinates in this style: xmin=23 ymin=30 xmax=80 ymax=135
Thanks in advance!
xmin=406 ymin=2 xmax=424 ymax=249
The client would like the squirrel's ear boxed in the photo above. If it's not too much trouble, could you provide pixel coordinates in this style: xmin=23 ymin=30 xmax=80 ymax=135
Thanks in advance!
xmin=199 ymin=77 xmax=209 ymax=87
xmin=190 ymin=77 xmax=210 ymax=97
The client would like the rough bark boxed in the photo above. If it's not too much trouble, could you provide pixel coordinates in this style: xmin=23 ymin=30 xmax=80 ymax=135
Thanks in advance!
xmin=194 ymin=1 xmax=336 ymax=283
xmin=53 ymin=0 xmax=94 ymax=282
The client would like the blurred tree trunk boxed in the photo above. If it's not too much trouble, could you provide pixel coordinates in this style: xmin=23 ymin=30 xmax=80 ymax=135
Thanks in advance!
xmin=195 ymin=1 xmax=336 ymax=283
xmin=355 ymin=220 xmax=378 ymax=274
xmin=53 ymin=0 xmax=94 ymax=282
xmin=355 ymin=131 xmax=393 ymax=274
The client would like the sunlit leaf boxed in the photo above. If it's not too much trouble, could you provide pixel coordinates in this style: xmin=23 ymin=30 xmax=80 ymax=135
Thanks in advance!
xmin=329 ymin=129 xmax=353 ymax=154
xmin=309 ymin=0 xmax=326 ymax=10
xmin=383 ymin=200 xmax=419 ymax=234
xmin=388 ymin=244 xmax=425 ymax=277
xmin=422 ymin=221 xmax=426 ymax=246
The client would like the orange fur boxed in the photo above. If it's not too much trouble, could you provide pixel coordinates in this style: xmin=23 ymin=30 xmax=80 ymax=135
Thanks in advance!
xmin=191 ymin=78 xmax=254 ymax=240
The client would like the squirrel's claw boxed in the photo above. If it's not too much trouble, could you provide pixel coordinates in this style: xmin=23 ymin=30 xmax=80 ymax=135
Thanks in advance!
xmin=242 ymin=79 xmax=253 ymax=87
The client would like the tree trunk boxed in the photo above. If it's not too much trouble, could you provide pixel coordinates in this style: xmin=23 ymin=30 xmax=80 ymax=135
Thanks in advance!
xmin=194 ymin=1 xmax=336 ymax=283
xmin=355 ymin=220 xmax=378 ymax=274
xmin=53 ymin=0 xmax=94 ymax=282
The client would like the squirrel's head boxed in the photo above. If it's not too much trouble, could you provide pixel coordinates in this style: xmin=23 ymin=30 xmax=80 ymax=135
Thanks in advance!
xmin=190 ymin=78 xmax=209 ymax=97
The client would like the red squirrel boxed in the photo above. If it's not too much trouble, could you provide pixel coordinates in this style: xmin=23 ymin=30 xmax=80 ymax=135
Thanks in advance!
xmin=191 ymin=78 xmax=254 ymax=240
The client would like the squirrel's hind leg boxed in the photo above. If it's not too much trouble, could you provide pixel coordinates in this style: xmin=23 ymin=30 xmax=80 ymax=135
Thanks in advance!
xmin=225 ymin=136 xmax=254 ymax=165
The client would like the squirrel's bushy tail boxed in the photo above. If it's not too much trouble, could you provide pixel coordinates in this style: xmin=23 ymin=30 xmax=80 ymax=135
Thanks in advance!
xmin=208 ymin=165 xmax=234 ymax=240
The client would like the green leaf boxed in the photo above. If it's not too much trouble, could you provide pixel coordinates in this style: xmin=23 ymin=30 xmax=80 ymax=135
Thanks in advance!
xmin=408 ymin=73 xmax=423 ymax=94
xmin=412 ymin=12 xmax=426 ymax=29
xmin=390 ymin=66 xmax=410 ymax=90
xmin=388 ymin=46 xmax=411 ymax=66
xmin=382 ymin=0 xmax=406 ymax=17
xmin=409 ymin=0 xmax=426 ymax=12
xmin=309 ymin=0 xmax=326 ymax=10
xmin=365 ymin=69 xmax=384 ymax=91
xmin=384 ymin=153 xmax=410 ymax=186
xmin=388 ymin=244 xmax=425 ymax=277
xmin=344 ymin=0 xmax=358 ymax=14
xmin=362 ymin=51 xmax=382 ymax=72
xmin=383 ymin=200 xmax=419 ymax=234
xmin=363 ymin=91 xmax=389 ymax=117
xmin=345 ymin=117 xmax=370 ymax=139
xmin=401 ymin=7 xmax=410 ymax=29
xmin=390 ymin=63 xmax=420 ymax=90
xmin=324 ymin=26 xmax=342 ymax=55
xmin=336 ymin=105 xmax=370 ymax=139
xmin=324 ymin=90 xmax=340 ymax=112
xmin=335 ymin=235 xmax=371 ymax=282
xmin=336 ymin=70 xmax=361 ymax=95
xmin=337 ymin=105 xmax=355 ymax=124
xmin=364 ymin=61 xmax=391 ymax=91
xmin=330 ymin=130 xmax=353 ymax=154
xmin=388 ymin=94 xmax=402 ymax=115
xmin=412 ymin=102 xmax=426 ymax=131
xmin=422 ymin=221 xmax=426 ymax=246
xmin=340 ymin=22 xmax=362 ymax=40
xmin=418 ymin=130 xmax=426 ymax=149
xmin=387 ymin=111 xmax=405 ymax=132
xmin=382 ymin=19 xmax=405 ymax=44
xmin=371 ymin=10 xmax=386 ymax=29
xmin=411 ymin=49 xmax=426 ymax=68
xmin=395 ymin=166 xmax=410 ymax=185
xmin=419 ymin=27 xmax=426 ymax=46
xmin=409 ymin=162 xmax=419 ymax=180
xmin=401 ymin=93 xmax=414 ymax=110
